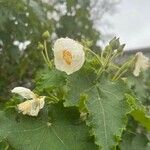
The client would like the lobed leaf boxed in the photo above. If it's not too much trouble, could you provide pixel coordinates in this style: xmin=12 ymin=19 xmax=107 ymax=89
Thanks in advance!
xmin=126 ymin=94 xmax=150 ymax=131
xmin=64 ymin=66 xmax=96 ymax=107
xmin=0 ymin=103 xmax=98 ymax=150
xmin=85 ymin=78 xmax=131 ymax=149
xmin=35 ymin=69 xmax=67 ymax=93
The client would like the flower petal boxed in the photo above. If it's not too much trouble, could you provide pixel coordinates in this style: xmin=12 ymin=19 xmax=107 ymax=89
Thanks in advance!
xmin=11 ymin=87 xmax=36 ymax=99
xmin=17 ymin=100 xmax=40 ymax=116
xmin=18 ymin=100 xmax=33 ymax=115
xmin=133 ymin=52 xmax=150 ymax=76
xmin=53 ymin=37 xmax=85 ymax=75
xmin=38 ymin=96 xmax=45 ymax=109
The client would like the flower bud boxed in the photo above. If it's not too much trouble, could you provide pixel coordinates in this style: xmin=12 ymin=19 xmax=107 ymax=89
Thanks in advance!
xmin=37 ymin=42 xmax=44 ymax=51
xmin=109 ymin=37 xmax=120 ymax=50
xmin=103 ymin=45 xmax=111 ymax=57
xmin=42 ymin=31 xmax=50 ymax=40
xmin=117 ymin=44 xmax=125 ymax=53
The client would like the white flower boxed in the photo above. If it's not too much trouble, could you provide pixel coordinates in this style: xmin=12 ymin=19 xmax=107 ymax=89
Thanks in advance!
xmin=133 ymin=52 xmax=150 ymax=76
xmin=11 ymin=87 xmax=45 ymax=116
xmin=53 ymin=37 xmax=85 ymax=75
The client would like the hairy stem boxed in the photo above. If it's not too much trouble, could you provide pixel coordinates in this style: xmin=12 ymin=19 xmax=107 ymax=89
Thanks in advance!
xmin=86 ymin=48 xmax=103 ymax=66
xmin=41 ymin=51 xmax=51 ymax=68
xmin=44 ymin=40 xmax=52 ymax=68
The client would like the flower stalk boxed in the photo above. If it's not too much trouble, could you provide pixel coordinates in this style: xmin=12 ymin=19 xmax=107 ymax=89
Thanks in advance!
xmin=112 ymin=56 xmax=135 ymax=81
xmin=85 ymin=47 xmax=103 ymax=66
xmin=41 ymin=50 xmax=51 ymax=68
xmin=96 ymin=49 xmax=115 ymax=80
xmin=43 ymin=40 xmax=52 ymax=69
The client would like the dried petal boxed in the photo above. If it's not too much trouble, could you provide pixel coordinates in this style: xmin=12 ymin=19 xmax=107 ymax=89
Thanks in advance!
xmin=133 ymin=52 xmax=150 ymax=76
xmin=11 ymin=87 xmax=36 ymax=99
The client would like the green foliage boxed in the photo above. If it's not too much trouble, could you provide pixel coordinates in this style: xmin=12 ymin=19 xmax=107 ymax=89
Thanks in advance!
xmin=127 ymin=75 xmax=149 ymax=104
xmin=55 ymin=0 xmax=100 ymax=48
xmin=0 ymin=5 xmax=150 ymax=148
xmin=131 ymin=109 xmax=150 ymax=131
xmin=34 ymin=38 xmax=150 ymax=149
xmin=120 ymin=133 xmax=150 ymax=150
xmin=123 ymin=69 xmax=150 ymax=142
xmin=0 ymin=0 xmax=53 ymax=98
xmin=0 ymin=103 xmax=98 ymax=150
xmin=35 ymin=69 xmax=67 ymax=93
xmin=0 ymin=139 xmax=12 ymax=150
xmin=85 ymin=78 xmax=131 ymax=149
xmin=0 ymin=0 xmax=101 ymax=98
xmin=64 ymin=65 xmax=97 ymax=107
xmin=35 ymin=68 xmax=67 ymax=103
xmin=126 ymin=69 xmax=150 ymax=106
xmin=126 ymin=94 xmax=150 ymax=131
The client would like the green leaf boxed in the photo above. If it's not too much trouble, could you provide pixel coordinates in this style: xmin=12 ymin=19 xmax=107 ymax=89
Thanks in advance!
xmin=35 ymin=69 xmax=67 ymax=103
xmin=126 ymin=94 xmax=150 ymax=131
xmin=131 ymin=109 xmax=150 ymax=131
xmin=0 ymin=103 xmax=98 ymax=150
xmin=120 ymin=132 xmax=150 ymax=150
xmin=85 ymin=78 xmax=131 ymax=149
xmin=64 ymin=66 xmax=96 ymax=107
xmin=35 ymin=69 xmax=67 ymax=93
xmin=78 ymin=93 xmax=88 ymax=113
xmin=127 ymin=75 xmax=148 ymax=104
xmin=0 ymin=139 xmax=12 ymax=150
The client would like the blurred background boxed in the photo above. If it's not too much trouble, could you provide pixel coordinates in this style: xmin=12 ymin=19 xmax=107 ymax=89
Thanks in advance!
xmin=0 ymin=0 xmax=149 ymax=98
xmin=100 ymin=0 xmax=150 ymax=50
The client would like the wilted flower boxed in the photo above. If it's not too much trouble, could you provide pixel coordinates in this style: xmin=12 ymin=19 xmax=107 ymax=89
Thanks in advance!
xmin=11 ymin=87 xmax=45 ymax=116
xmin=133 ymin=52 xmax=150 ymax=76
xmin=53 ymin=37 xmax=85 ymax=75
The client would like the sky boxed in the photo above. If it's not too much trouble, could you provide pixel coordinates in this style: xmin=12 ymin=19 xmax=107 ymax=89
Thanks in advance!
xmin=102 ymin=0 xmax=150 ymax=50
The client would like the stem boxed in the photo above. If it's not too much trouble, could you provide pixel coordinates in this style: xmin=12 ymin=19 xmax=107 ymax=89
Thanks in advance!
xmin=44 ymin=40 xmax=52 ymax=68
xmin=109 ymin=52 xmax=118 ymax=62
xmin=109 ymin=63 xmax=120 ymax=69
xmin=41 ymin=51 xmax=51 ymax=69
xmin=96 ymin=50 xmax=113 ymax=79
xmin=48 ymin=92 xmax=60 ymax=102
xmin=113 ymin=69 xmax=127 ymax=81
xmin=101 ymin=50 xmax=104 ymax=60
xmin=112 ymin=62 xmax=129 ymax=81
xmin=86 ymin=48 xmax=103 ymax=66
xmin=112 ymin=56 xmax=135 ymax=81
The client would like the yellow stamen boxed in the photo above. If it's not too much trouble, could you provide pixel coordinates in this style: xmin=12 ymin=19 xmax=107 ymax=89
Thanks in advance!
xmin=63 ymin=50 xmax=72 ymax=65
